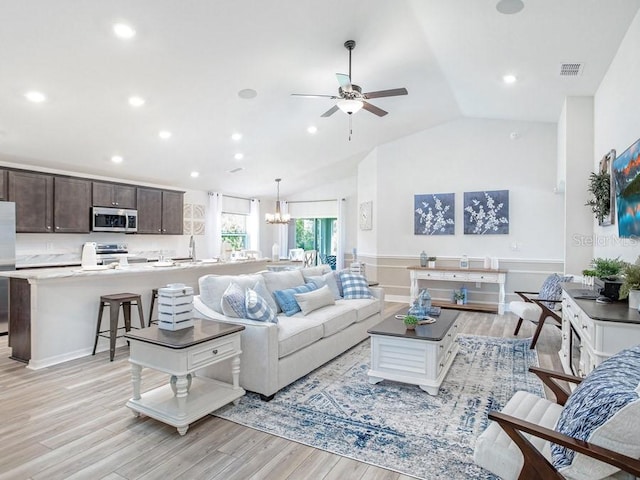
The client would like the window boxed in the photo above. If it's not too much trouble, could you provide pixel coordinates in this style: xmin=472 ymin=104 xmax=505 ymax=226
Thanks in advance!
xmin=294 ymin=218 xmax=337 ymax=268
xmin=221 ymin=213 xmax=248 ymax=250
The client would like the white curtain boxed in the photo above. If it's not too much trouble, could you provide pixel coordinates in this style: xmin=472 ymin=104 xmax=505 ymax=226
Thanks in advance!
xmin=205 ymin=192 xmax=222 ymax=258
xmin=278 ymin=200 xmax=289 ymax=259
xmin=336 ymin=198 xmax=345 ymax=270
xmin=248 ymin=199 xmax=260 ymax=252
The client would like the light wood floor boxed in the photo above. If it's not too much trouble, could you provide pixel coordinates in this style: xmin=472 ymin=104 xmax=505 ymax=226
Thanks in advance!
xmin=0 ymin=303 xmax=562 ymax=480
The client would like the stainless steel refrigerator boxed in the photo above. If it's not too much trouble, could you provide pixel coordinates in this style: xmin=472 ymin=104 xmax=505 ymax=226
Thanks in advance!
xmin=0 ymin=202 xmax=16 ymax=336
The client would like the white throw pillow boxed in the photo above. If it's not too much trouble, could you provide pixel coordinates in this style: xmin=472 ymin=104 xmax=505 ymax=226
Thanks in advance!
xmin=294 ymin=285 xmax=335 ymax=316
xmin=304 ymin=272 xmax=342 ymax=300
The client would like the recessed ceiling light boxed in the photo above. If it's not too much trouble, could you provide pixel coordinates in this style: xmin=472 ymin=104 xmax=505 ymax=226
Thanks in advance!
xmin=231 ymin=133 xmax=242 ymax=141
xmin=158 ymin=130 xmax=172 ymax=139
xmin=496 ymin=0 xmax=524 ymax=15
xmin=307 ymin=126 xmax=318 ymax=134
xmin=503 ymin=74 xmax=517 ymax=84
xmin=111 ymin=155 xmax=124 ymax=164
xmin=234 ymin=153 xmax=244 ymax=160
xmin=113 ymin=23 xmax=136 ymax=39
xmin=128 ymin=96 xmax=145 ymax=107
xmin=238 ymin=88 xmax=257 ymax=99
xmin=190 ymin=171 xmax=199 ymax=178
xmin=24 ymin=91 xmax=46 ymax=103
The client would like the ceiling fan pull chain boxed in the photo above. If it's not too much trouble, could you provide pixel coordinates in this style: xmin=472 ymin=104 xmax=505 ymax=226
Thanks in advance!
xmin=348 ymin=114 xmax=353 ymax=141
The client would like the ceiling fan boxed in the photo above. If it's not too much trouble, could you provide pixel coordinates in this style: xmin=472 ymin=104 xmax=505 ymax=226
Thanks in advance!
xmin=292 ymin=40 xmax=408 ymax=118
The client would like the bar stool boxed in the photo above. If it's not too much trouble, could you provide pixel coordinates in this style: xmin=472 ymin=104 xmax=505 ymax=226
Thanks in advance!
xmin=148 ymin=288 xmax=159 ymax=327
xmin=92 ymin=293 xmax=145 ymax=361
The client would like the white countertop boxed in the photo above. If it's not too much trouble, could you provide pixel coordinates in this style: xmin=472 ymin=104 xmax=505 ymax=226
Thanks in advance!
xmin=0 ymin=259 xmax=265 ymax=281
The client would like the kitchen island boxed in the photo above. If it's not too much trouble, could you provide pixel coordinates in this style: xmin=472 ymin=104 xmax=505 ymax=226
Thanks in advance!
xmin=1 ymin=259 xmax=268 ymax=369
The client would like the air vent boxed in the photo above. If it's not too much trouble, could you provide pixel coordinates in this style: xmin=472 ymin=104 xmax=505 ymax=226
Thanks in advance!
xmin=560 ymin=63 xmax=584 ymax=76
xmin=227 ymin=167 xmax=244 ymax=174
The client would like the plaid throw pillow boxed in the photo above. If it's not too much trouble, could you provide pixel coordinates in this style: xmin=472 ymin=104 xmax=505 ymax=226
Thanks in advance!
xmin=245 ymin=288 xmax=277 ymax=323
xmin=339 ymin=272 xmax=372 ymax=299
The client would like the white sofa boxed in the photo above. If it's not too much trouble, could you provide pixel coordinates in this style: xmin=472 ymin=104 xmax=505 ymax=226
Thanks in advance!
xmin=193 ymin=265 xmax=384 ymax=400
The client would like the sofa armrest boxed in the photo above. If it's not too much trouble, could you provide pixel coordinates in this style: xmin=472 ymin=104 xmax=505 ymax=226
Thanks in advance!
xmin=529 ymin=366 xmax=581 ymax=406
xmin=488 ymin=410 xmax=640 ymax=479
xmin=193 ymin=296 xmax=280 ymax=397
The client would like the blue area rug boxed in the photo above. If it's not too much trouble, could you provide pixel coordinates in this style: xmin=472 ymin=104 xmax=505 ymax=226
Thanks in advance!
xmin=214 ymin=335 xmax=543 ymax=479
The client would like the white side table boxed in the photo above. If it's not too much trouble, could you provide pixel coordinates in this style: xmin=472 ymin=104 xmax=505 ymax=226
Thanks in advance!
xmin=125 ymin=320 xmax=245 ymax=435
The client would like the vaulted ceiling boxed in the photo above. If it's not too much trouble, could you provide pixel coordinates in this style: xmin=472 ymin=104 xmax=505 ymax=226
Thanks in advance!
xmin=1 ymin=0 xmax=638 ymax=197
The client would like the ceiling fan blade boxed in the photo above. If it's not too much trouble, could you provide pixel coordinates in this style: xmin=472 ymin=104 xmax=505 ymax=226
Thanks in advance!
xmin=363 ymin=87 xmax=408 ymax=99
xmin=336 ymin=73 xmax=352 ymax=92
xmin=362 ymin=101 xmax=388 ymax=117
xmin=291 ymin=93 xmax=338 ymax=99
xmin=320 ymin=105 xmax=340 ymax=117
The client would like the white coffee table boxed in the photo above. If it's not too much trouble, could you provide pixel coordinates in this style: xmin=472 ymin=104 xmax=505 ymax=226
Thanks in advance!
xmin=367 ymin=310 xmax=460 ymax=395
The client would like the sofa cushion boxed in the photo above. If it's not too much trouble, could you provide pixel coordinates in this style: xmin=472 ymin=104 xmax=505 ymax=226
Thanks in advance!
xmin=300 ymin=265 xmax=331 ymax=277
xmin=262 ymin=269 xmax=306 ymax=312
xmin=199 ymin=273 xmax=264 ymax=314
xmin=551 ymin=345 xmax=640 ymax=479
xmin=294 ymin=285 xmax=336 ymax=316
xmin=302 ymin=302 xmax=357 ymax=337
xmin=220 ymin=282 xmax=246 ymax=318
xmin=273 ymin=282 xmax=318 ymax=316
xmin=277 ymin=316 xmax=324 ymax=358
xmin=336 ymin=297 xmax=380 ymax=322
xmin=340 ymin=272 xmax=373 ymax=299
xmin=304 ymin=272 xmax=342 ymax=300
xmin=474 ymin=390 xmax=563 ymax=480
xmin=245 ymin=288 xmax=277 ymax=323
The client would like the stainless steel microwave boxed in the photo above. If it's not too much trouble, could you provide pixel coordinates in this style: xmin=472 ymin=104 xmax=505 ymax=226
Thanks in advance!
xmin=91 ymin=207 xmax=138 ymax=233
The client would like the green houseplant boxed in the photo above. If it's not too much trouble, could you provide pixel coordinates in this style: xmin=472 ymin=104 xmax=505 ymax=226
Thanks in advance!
xmin=619 ymin=257 xmax=640 ymax=309
xmin=590 ymin=257 xmax=627 ymax=279
xmin=404 ymin=315 xmax=419 ymax=330
xmin=453 ymin=290 xmax=465 ymax=305
xmin=585 ymin=170 xmax=611 ymax=224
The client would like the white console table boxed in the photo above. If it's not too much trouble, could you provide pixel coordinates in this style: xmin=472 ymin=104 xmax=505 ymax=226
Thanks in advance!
xmin=408 ymin=266 xmax=507 ymax=315
xmin=125 ymin=320 xmax=245 ymax=435
xmin=560 ymin=285 xmax=640 ymax=377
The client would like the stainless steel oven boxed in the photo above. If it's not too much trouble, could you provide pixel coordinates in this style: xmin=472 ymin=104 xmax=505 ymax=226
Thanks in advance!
xmin=91 ymin=207 xmax=137 ymax=233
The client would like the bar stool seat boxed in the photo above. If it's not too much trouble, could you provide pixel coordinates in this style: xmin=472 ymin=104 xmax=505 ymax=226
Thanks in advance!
xmin=148 ymin=288 xmax=159 ymax=327
xmin=92 ymin=293 xmax=145 ymax=361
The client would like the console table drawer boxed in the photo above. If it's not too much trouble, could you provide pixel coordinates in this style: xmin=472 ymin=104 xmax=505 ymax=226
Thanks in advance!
xmin=468 ymin=273 xmax=498 ymax=282
xmin=188 ymin=337 xmax=239 ymax=370
xmin=443 ymin=272 xmax=469 ymax=281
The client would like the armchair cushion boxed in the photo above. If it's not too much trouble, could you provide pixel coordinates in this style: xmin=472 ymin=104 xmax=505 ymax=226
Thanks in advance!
xmin=509 ymin=300 xmax=543 ymax=323
xmin=551 ymin=346 xmax=640 ymax=479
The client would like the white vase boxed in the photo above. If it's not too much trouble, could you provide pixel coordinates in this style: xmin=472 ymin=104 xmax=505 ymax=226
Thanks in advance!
xmin=629 ymin=290 xmax=640 ymax=310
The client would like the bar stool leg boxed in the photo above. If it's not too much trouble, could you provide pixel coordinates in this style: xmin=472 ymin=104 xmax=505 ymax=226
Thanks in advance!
xmin=109 ymin=301 xmax=119 ymax=361
xmin=123 ymin=301 xmax=132 ymax=332
xmin=92 ymin=301 xmax=105 ymax=355
xmin=148 ymin=289 xmax=157 ymax=327
xmin=136 ymin=297 xmax=145 ymax=329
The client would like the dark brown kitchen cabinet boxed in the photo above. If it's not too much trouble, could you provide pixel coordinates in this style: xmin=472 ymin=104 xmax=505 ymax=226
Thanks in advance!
xmin=0 ymin=169 xmax=7 ymax=200
xmin=137 ymin=188 xmax=183 ymax=234
xmin=8 ymin=171 xmax=54 ymax=232
xmin=54 ymin=177 xmax=91 ymax=232
xmin=92 ymin=181 xmax=136 ymax=209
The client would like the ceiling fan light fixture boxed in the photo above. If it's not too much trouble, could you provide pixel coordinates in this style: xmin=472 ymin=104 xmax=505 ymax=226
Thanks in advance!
xmin=337 ymin=99 xmax=363 ymax=115
xmin=496 ymin=0 xmax=524 ymax=15
xmin=265 ymin=178 xmax=290 ymax=224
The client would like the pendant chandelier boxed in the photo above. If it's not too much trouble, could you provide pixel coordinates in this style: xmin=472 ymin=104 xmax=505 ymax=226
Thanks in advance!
xmin=265 ymin=178 xmax=290 ymax=224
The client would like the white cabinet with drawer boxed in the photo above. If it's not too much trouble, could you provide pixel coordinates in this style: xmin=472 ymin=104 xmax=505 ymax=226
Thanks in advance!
xmin=125 ymin=320 xmax=245 ymax=435
xmin=561 ymin=289 xmax=640 ymax=378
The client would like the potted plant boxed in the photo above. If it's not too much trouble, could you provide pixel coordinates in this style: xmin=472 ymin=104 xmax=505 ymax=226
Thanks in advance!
xmin=585 ymin=170 xmax=611 ymax=225
xmin=427 ymin=256 xmax=436 ymax=268
xmin=453 ymin=290 xmax=465 ymax=305
xmin=404 ymin=315 xmax=419 ymax=330
xmin=590 ymin=257 xmax=627 ymax=280
xmin=619 ymin=257 xmax=640 ymax=309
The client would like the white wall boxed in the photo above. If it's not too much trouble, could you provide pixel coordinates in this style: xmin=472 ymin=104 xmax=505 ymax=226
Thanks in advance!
xmin=593 ymin=8 xmax=640 ymax=263
xmin=357 ymin=148 xmax=378 ymax=257
xmin=371 ymin=117 xmax=562 ymax=261
xmin=559 ymin=97 xmax=595 ymax=275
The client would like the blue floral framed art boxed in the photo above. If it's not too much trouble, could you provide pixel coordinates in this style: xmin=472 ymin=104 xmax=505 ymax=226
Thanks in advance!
xmin=414 ymin=193 xmax=455 ymax=235
xmin=463 ymin=190 xmax=509 ymax=234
